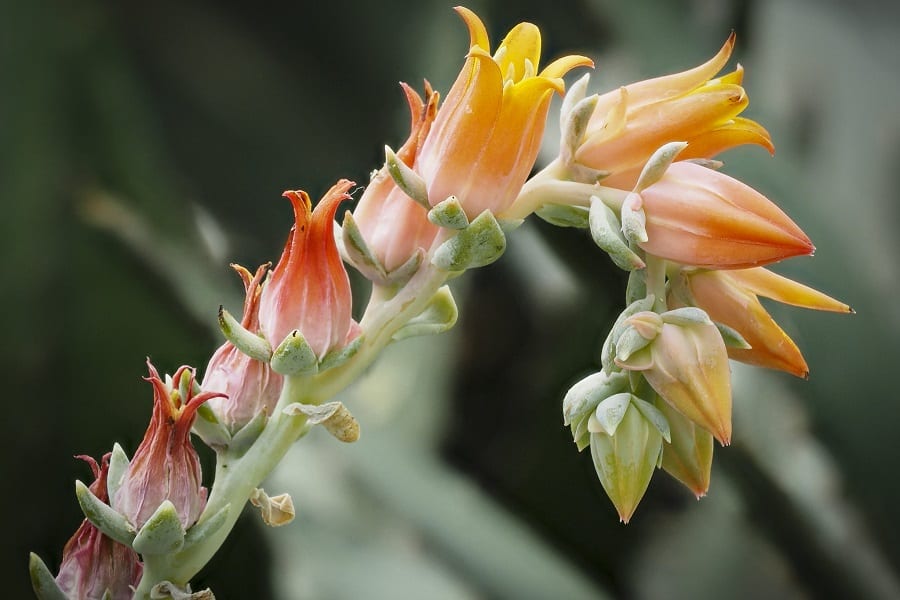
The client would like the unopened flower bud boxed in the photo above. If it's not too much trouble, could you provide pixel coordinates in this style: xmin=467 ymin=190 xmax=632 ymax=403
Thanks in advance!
xmin=655 ymin=397 xmax=714 ymax=498
xmin=588 ymin=397 xmax=665 ymax=523
xmin=617 ymin=311 xmax=733 ymax=445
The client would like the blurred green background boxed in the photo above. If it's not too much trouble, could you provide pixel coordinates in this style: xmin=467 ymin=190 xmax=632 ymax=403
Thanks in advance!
xmin=4 ymin=0 xmax=900 ymax=598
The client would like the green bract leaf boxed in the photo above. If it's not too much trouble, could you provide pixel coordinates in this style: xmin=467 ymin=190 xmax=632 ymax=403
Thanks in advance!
xmin=535 ymin=203 xmax=590 ymax=228
xmin=385 ymin=145 xmax=430 ymax=208
xmin=392 ymin=286 xmax=458 ymax=341
xmin=29 ymin=553 xmax=67 ymax=600
xmin=217 ymin=306 xmax=272 ymax=362
xmin=132 ymin=500 xmax=186 ymax=555
xmin=270 ymin=330 xmax=318 ymax=376
xmin=428 ymin=196 xmax=469 ymax=229
xmin=589 ymin=196 xmax=645 ymax=271
xmin=431 ymin=210 xmax=507 ymax=271
xmin=75 ymin=480 xmax=135 ymax=546
xmin=590 ymin=393 xmax=634 ymax=436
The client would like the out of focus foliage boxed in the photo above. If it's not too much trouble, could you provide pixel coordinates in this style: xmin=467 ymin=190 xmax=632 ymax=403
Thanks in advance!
xmin=3 ymin=0 xmax=899 ymax=598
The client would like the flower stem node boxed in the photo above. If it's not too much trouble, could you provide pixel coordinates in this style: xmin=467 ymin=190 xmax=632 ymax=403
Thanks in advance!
xmin=217 ymin=306 xmax=272 ymax=362
xmin=385 ymin=145 xmax=430 ymax=209
xmin=270 ymin=330 xmax=318 ymax=376
xmin=535 ymin=203 xmax=590 ymax=228
xmin=428 ymin=196 xmax=470 ymax=230
xmin=392 ymin=286 xmax=458 ymax=341
xmin=249 ymin=488 xmax=296 ymax=527
xmin=589 ymin=196 xmax=645 ymax=271
xmin=75 ymin=479 xmax=135 ymax=547
xmin=563 ymin=371 xmax=628 ymax=451
xmin=587 ymin=396 xmax=668 ymax=523
xmin=431 ymin=210 xmax=507 ymax=271
xmin=132 ymin=500 xmax=186 ymax=556
xmin=283 ymin=401 xmax=360 ymax=443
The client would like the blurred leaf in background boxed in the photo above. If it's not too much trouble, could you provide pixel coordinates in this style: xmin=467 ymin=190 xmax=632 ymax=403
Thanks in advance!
xmin=3 ymin=0 xmax=899 ymax=598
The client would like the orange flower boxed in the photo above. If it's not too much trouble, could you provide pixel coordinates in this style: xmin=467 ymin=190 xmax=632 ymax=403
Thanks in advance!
xmin=575 ymin=34 xmax=772 ymax=189
xmin=203 ymin=264 xmax=283 ymax=432
xmin=351 ymin=83 xmax=441 ymax=273
xmin=259 ymin=180 xmax=358 ymax=359
xmin=417 ymin=7 xmax=592 ymax=218
xmin=670 ymin=266 xmax=852 ymax=377
xmin=635 ymin=161 xmax=813 ymax=269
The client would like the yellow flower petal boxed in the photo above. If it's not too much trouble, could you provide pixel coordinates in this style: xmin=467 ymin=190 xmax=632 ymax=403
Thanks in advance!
xmin=730 ymin=268 xmax=852 ymax=312
xmin=539 ymin=54 xmax=595 ymax=80
xmin=496 ymin=22 xmax=542 ymax=82
xmin=454 ymin=5 xmax=490 ymax=51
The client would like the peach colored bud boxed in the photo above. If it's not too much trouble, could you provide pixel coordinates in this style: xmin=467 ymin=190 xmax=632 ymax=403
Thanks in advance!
xmin=617 ymin=317 xmax=733 ymax=445
xmin=637 ymin=161 xmax=813 ymax=269
xmin=112 ymin=362 xmax=223 ymax=529
xmin=352 ymin=83 xmax=441 ymax=273
xmin=417 ymin=7 xmax=592 ymax=218
xmin=203 ymin=264 xmax=283 ymax=432
xmin=670 ymin=266 xmax=852 ymax=377
xmin=259 ymin=180 xmax=360 ymax=359
xmin=575 ymin=34 xmax=773 ymax=189
xmin=55 ymin=454 xmax=143 ymax=600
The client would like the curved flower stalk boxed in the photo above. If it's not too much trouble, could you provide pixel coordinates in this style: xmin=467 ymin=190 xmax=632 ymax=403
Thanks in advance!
xmin=259 ymin=179 xmax=360 ymax=361
xmin=669 ymin=266 xmax=852 ymax=377
xmin=416 ymin=6 xmax=592 ymax=218
xmin=203 ymin=263 xmax=283 ymax=432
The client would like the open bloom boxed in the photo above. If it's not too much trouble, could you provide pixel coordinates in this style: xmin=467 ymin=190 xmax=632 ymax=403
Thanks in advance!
xmin=259 ymin=180 xmax=359 ymax=359
xmin=634 ymin=161 xmax=813 ymax=268
xmin=669 ymin=266 xmax=852 ymax=377
xmin=112 ymin=362 xmax=223 ymax=529
xmin=203 ymin=263 xmax=283 ymax=432
xmin=416 ymin=6 xmax=592 ymax=218
xmin=576 ymin=34 xmax=773 ymax=189
xmin=352 ymin=83 xmax=441 ymax=273
xmin=55 ymin=454 xmax=143 ymax=600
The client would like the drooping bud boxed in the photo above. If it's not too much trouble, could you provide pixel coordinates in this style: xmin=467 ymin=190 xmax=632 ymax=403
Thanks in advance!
xmin=203 ymin=263 xmax=283 ymax=433
xmin=636 ymin=161 xmax=813 ymax=269
xmin=112 ymin=362 xmax=224 ymax=530
xmin=655 ymin=396 xmax=714 ymax=498
xmin=416 ymin=7 xmax=592 ymax=219
xmin=616 ymin=309 xmax=733 ymax=445
xmin=48 ymin=455 xmax=143 ymax=600
xmin=588 ymin=396 xmax=667 ymax=523
xmin=259 ymin=180 xmax=361 ymax=362
xmin=669 ymin=266 xmax=852 ymax=378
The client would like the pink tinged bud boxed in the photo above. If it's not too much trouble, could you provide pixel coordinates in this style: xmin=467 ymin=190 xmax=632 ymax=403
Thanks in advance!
xmin=588 ymin=399 xmax=663 ymax=524
xmin=671 ymin=267 xmax=852 ymax=378
xmin=259 ymin=180 xmax=360 ymax=359
xmin=655 ymin=397 xmax=714 ymax=498
xmin=203 ymin=264 xmax=284 ymax=432
xmin=637 ymin=161 xmax=814 ymax=269
xmin=417 ymin=7 xmax=592 ymax=218
xmin=618 ymin=318 xmax=733 ymax=445
xmin=352 ymin=84 xmax=441 ymax=272
xmin=113 ymin=362 xmax=224 ymax=529
xmin=55 ymin=454 xmax=143 ymax=600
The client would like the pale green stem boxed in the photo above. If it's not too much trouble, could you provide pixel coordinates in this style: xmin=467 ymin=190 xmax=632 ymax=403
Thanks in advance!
xmin=644 ymin=254 xmax=667 ymax=313
xmin=132 ymin=244 xmax=455 ymax=596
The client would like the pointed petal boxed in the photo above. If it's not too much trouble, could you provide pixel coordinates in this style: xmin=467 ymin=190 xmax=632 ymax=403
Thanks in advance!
xmin=496 ymin=22 xmax=541 ymax=82
xmin=730 ymin=268 xmax=852 ymax=312
xmin=540 ymin=54 xmax=594 ymax=80
xmin=454 ymin=5 xmax=490 ymax=51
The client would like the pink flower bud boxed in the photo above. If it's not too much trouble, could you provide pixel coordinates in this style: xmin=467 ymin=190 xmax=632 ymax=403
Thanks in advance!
xmin=202 ymin=263 xmax=283 ymax=431
xmin=637 ymin=161 xmax=814 ymax=269
xmin=112 ymin=362 xmax=223 ymax=529
xmin=258 ymin=180 xmax=359 ymax=358
xmin=55 ymin=454 xmax=142 ymax=600
xmin=617 ymin=318 xmax=733 ymax=445
xmin=352 ymin=83 xmax=441 ymax=272
xmin=416 ymin=7 xmax=592 ymax=218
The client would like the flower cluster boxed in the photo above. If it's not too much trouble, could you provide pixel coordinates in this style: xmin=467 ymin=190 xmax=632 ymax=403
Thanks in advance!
xmin=548 ymin=39 xmax=851 ymax=521
xmin=31 ymin=6 xmax=849 ymax=597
